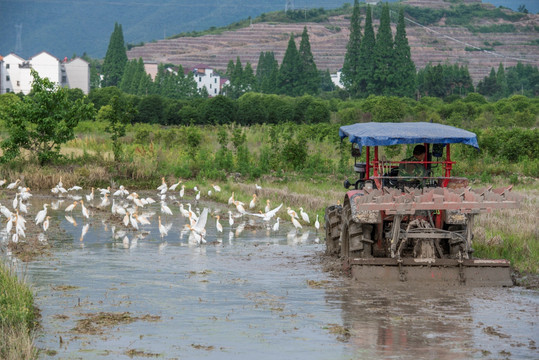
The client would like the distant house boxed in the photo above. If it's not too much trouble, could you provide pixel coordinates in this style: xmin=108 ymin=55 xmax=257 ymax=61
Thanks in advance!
xmin=331 ymin=69 xmax=344 ymax=89
xmin=0 ymin=51 xmax=90 ymax=95
xmin=189 ymin=64 xmax=223 ymax=96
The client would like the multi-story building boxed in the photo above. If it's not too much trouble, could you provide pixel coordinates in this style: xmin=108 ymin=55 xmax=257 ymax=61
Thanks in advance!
xmin=0 ymin=51 xmax=90 ymax=95
xmin=189 ymin=64 xmax=223 ymax=96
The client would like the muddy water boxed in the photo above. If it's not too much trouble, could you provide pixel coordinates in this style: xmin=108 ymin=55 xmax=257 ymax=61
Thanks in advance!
xmin=2 ymin=193 xmax=538 ymax=359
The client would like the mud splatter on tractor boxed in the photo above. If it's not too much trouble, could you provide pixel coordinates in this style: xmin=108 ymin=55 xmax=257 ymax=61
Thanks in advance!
xmin=325 ymin=123 xmax=520 ymax=286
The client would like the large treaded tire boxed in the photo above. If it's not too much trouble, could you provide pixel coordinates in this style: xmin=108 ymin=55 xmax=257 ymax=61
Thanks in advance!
xmin=341 ymin=203 xmax=372 ymax=261
xmin=324 ymin=205 xmax=342 ymax=256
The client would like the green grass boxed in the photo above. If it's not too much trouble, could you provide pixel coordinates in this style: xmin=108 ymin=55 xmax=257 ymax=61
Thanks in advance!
xmin=0 ymin=262 xmax=37 ymax=359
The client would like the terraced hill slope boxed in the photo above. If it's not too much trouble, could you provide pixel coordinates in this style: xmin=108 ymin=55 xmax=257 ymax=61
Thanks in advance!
xmin=127 ymin=1 xmax=539 ymax=84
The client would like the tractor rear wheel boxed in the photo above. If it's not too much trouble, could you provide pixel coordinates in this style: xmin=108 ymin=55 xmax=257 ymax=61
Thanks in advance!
xmin=341 ymin=203 xmax=372 ymax=260
xmin=324 ymin=205 xmax=342 ymax=256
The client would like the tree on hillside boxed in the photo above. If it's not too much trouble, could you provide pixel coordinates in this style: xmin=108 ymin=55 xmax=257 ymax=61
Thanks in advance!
xmin=298 ymin=26 xmax=319 ymax=95
xmin=243 ymin=62 xmax=257 ymax=92
xmin=357 ymin=5 xmax=375 ymax=96
xmin=153 ymin=64 xmax=199 ymax=99
xmin=477 ymin=67 xmax=500 ymax=97
xmin=393 ymin=8 xmax=416 ymax=98
xmin=256 ymin=52 xmax=279 ymax=94
xmin=102 ymin=23 xmax=128 ymax=87
xmin=370 ymin=3 xmax=395 ymax=95
xmin=225 ymin=57 xmax=245 ymax=99
xmin=320 ymin=69 xmax=335 ymax=92
xmin=1 ymin=70 xmax=95 ymax=165
xmin=278 ymin=34 xmax=302 ymax=97
xmin=496 ymin=62 xmax=508 ymax=98
xmin=341 ymin=0 xmax=362 ymax=97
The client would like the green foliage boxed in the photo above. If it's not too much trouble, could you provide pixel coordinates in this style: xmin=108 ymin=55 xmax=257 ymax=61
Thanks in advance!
xmin=237 ymin=93 xmax=268 ymax=125
xmin=467 ymin=24 xmax=516 ymax=33
xmin=298 ymin=26 xmax=320 ymax=95
xmin=1 ymin=70 xmax=95 ymax=165
xmin=278 ymin=34 xmax=302 ymax=97
xmin=185 ymin=126 xmax=202 ymax=160
xmin=202 ymin=95 xmax=237 ymax=124
xmin=256 ymin=51 xmax=279 ymax=94
xmin=370 ymin=3 xmax=395 ymax=96
xmin=135 ymin=95 xmax=164 ymax=124
xmin=341 ymin=0 xmax=362 ymax=96
xmin=357 ymin=5 xmax=375 ymax=96
xmin=100 ymin=95 xmax=136 ymax=161
xmin=102 ymin=23 xmax=128 ymax=87
xmin=417 ymin=63 xmax=474 ymax=98
xmin=393 ymin=8 xmax=416 ymax=98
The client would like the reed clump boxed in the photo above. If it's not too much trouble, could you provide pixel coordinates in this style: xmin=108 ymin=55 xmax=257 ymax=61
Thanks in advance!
xmin=0 ymin=262 xmax=38 ymax=359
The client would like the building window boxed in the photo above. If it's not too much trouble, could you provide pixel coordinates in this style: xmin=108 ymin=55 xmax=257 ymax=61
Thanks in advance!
xmin=214 ymin=89 xmax=217 ymax=94
xmin=199 ymin=77 xmax=202 ymax=82
xmin=214 ymin=78 xmax=217 ymax=83
xmin=209 ymin=84 xmax=212 ymax=89
xmin=6 ymin=64 xmax=9 ymax=69
xmin=62 ymin=75 xmax=67 ymax=83
xmin=17 ymin=81 xmax=20 ymax=86
xmin=6 ymin=88 xmax=10 ymax=93
xmin=6 ymin=75 xmax=10 ymax=81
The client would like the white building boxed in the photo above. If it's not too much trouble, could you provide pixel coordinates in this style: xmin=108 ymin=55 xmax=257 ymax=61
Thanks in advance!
xmin=190 ymin=64 xmax=223 ymax=96
xmin=0 ymin=51 xmax=90 ymax=95
xmin=331 ymin=69 xmax=344 ymax=89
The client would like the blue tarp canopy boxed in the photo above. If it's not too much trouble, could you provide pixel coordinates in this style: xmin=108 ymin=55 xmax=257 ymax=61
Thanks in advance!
xmin=339 ymin=122 xmax=479 ymax=149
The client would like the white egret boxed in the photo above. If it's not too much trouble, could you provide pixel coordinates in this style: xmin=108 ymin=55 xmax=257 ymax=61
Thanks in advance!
xmin=255 ymin=184 xmax=262 ymax=190
xmin=315 ymin=215 xmax=320 ymax=231
xmin=212 ymin=184 xmax=221 ymax=192
xmin=179 ymin=204 xmax=189 ymax=218
xmin=133 ymin=194 xmax=144 ymax=208
xmin=161 ymin=202 xmax=173 ymax=216
xmin=228 ymin=192 xmax=235 ymax=205
xmin=265 ymin=200 xmax=271 ymax=214
xmin=272 ymin=217 xmax=280 ymax=232
xmin=129 ymin=213 xmax=139 ymax=230
xmin=65 ymin=201 xmax=78 ymax=212
xmin=179 ymin=185 xmax=185 ymax=198
xmin=80 ymin=200 xmax=90 ymax=219
xmin=123 ymin=213 xmax=129 ymax=227
xmin=98 ymin=187 xmax=111 ymax=196
xmin=18 ymin=199 xmax=28 ymax=214
xmin=234 ymin=201 xmax=246 ymax=215
xmin=291 ymin=215 xmax=303 ymax=231
xmin=20 ymin=188 xmax=32 ymax=201
xmin=215 ymin=215 xmax=223 ymax=233
xmin=249 ymin=203 xmax=283 ymax=222
xmin=86 ymin=187 xmax=95 ymax=202
xmin=195 ymin=191 xmax=201 ymax=202
xmin=12 ymin=193 xmax=18 ymax=209
xmin=99 ymin=194 xmax=110 ymax=208
xmin=68 ymin=185 xmax=83 ymax=192
xmin=7 ymin=179 xmax=21 ymax=190
xmin=228 ymin=211 xmax=234 ymax=226
xmin=299 ymin=207 xmax=310 ymax=224
xmin=0 ymin=179 xmax=6 ymax=187
xmin=188 ymin=208 xmax=208 ymax=244
xmin=208 ymin=190 xmax=212 ymax=197
xmin=158 ymin=216 xmax=168 ymax=239
xmin=0 ymin=205 xmax=11 ymax=219
xmin=169 ymin=179 xmax=182 ymax=191
xmin=157 ymin=177 xmax=167 ymax=192
xmin=35 ymin=204 xmax=49 ymax=225
xmin=287 ymin=207 xmax=299 ymax=219
xmin=249 ymin=194 xmax=257 ymax=209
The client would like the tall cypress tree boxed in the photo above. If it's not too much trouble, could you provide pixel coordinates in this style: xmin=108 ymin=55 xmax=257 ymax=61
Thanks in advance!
xmin=370 ymin=3 xmax=395 ymax=95
xmin=496 ymin=62 xmax=507 ymax=97
xmin=243 ymin=62 xmax=256 ymax=92
xmin=357 ymin=5 xmax=375 ymax=95
xmin=393 ymin=8 xmax=416 ymax=98
xmin=341 ymin=0 xmax=362 ymax=96
xmin=102 ymin=23 xmax=128 ymax=87
xmin=298 ymin=26 xmax=319 ymax=95
xmin=256 ymin=51 xmax=279 ymax=94
xmin=278 ymin=34 xmax=301 ymax=96
xmin=119 ymin=59 xmax=136 ymax=93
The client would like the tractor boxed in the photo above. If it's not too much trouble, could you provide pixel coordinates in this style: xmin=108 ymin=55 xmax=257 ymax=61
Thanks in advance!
xmin=324 ymin=122 xmax=520 ymax=286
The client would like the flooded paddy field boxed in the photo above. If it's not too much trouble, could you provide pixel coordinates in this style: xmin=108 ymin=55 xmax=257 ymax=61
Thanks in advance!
xmin=1 ymin=193 xmax=538 ymax=359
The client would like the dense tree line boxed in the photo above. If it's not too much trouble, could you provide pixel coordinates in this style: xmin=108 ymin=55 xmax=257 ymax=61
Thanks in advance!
xmin=477 ymin=62 xmax=539 ymax=99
